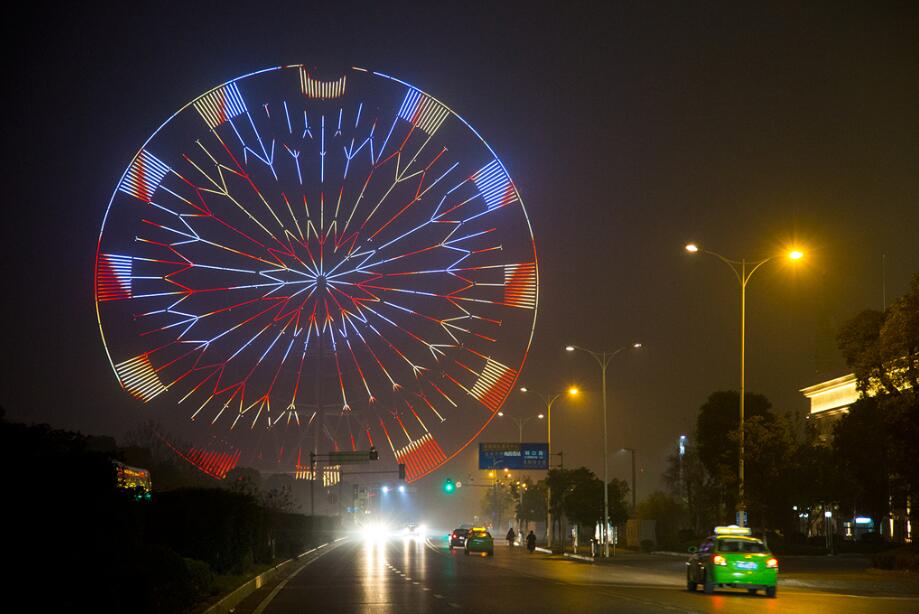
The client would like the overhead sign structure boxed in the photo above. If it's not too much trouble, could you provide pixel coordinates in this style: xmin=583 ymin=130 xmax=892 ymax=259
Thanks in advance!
xmin=326 ymin=450 xmax=378 ymax=465
xmin=478 ymin=442 xmax=549 ymax=470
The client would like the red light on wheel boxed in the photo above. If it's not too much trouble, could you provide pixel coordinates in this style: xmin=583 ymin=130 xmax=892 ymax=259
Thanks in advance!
xmin=767 ymin=557 xmax=778 ymax=568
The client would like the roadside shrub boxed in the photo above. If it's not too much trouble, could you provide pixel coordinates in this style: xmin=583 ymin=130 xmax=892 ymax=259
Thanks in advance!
xmin=872 ymin=545 xmax=919 ymax=571
xmin=119 ymin=544 xmax=199 ymax=613
xmin=146 ymin=488 xmax=264 ymax=574
xmin=184 ymin=557 xmax=216 ymax=597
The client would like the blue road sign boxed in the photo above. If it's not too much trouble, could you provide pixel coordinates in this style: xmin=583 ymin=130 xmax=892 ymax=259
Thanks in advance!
xmin=479 ymin=442 xmax=549 ymax=470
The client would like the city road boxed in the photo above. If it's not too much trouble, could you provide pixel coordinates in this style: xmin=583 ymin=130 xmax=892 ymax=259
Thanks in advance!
xmin=234 ymin=536 xmax=919 ymax=613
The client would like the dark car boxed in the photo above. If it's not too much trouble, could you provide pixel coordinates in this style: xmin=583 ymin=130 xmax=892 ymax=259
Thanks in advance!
xmin=449 ymin=527 xmax=470 ymax=550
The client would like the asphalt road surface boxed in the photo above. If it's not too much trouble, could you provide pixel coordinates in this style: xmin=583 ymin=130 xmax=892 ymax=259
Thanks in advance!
xmin=234 ymin=535 xmax=919 ymax=613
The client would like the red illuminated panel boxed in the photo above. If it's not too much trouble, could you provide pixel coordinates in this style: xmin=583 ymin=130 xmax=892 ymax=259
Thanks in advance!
xmin=186 ymin=447 xmax=240 ymax=479
xmin=96 ymin=254 xmax=132 ymax=301
xmin=469 ymin=358 xmax=516 ymax=412
xmin=115 ymin=354 xmax=167 ymax=402
xmin=394 ymin=433 xmax=447 ymax=482
xmin=504 ymin=263 xmax=536 ymax=309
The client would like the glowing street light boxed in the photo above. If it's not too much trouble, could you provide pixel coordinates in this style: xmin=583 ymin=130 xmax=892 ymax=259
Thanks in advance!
xmin=519 ymin=385 xmax=579 ymax=549
xmin=684 ymin=241 xmax=804 ymax=526
xmin=565 ymin=342 xmax=642 ymax=556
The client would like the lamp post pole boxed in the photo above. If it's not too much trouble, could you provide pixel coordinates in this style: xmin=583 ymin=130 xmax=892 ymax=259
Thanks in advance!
xmin=498 ymin=413 xmax=543 ymax=443
xmin=520 ymin=387 xmax=576 ymax=550
xmin=685 ymin=244 xmax=803 ymax=526
xmin=565 ymin=343 xmax=640 ymax=557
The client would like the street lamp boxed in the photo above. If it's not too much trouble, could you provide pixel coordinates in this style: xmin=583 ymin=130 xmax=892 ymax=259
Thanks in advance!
xmin=684 ymin=242 xmax=804 ymax=527
xmin=519 ymin=385 xmax=578 ymax=549
xmin=565 ymin=342 xmax=641 ymax=557
xmin=497 ymin=411 xmax=546 ymax=443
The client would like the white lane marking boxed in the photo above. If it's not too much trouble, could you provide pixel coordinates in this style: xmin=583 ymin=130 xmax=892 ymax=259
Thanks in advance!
xmin=422 ymin=587 xmax=431 ymax=591
xmin=433 ymin=593 xmax=444 ymax=599
xmin=448 ymin=603 xmax=461 ymax=609
xmin=252 ymin=541 xmax=341 ymax=614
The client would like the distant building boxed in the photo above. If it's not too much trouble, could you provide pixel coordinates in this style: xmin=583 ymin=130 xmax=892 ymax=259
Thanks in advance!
xmin=800 ymin=372 xmax=913 ymax=543
xmin=113 ymin=461 xmax=152 ymax=499
xmin=799 ymin=373 xmax=859 ymax=444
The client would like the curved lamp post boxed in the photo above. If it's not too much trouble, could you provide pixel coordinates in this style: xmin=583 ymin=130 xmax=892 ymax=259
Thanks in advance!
xmin=519 ymin=385 xmax=578 ymax=549
xmin=497 ymin=411 xmax=545 ymax=443
xmin=565 ymin=342 xmax=641 ymax=557
xmin=685 ymin=242 xmax=803 ymax=526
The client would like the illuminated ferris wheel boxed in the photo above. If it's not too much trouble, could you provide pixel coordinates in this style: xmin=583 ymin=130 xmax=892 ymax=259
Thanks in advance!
xmin=95 ymin=66 xmax=538 ymax=481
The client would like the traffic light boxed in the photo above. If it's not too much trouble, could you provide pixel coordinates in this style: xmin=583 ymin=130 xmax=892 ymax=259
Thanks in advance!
xmin=398 ymin=463 xmax=406 ymax=481
xmin=443 ymin=478 xmax=455 ymax=493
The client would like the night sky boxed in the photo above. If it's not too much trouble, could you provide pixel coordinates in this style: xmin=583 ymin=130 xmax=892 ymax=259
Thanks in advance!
xmin=4 ymin=1 xmax=918 ymax=513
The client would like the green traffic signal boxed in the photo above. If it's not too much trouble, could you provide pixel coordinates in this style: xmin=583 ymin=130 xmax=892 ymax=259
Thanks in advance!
xmin=443 ymin=478 xmax=455 ymax=493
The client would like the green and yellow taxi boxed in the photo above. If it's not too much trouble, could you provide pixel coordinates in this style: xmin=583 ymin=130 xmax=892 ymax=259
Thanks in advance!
xmin=686 ymin=525 xmax=778 ymax=598
xmin=464 ymin=527 xmax=494 ymax=556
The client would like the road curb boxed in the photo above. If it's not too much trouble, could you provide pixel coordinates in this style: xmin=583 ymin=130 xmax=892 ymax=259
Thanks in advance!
xmin=563 ymin=553 xmax=595 ymax=563
xmin=202 ymin=537 xmax=346 ymax=614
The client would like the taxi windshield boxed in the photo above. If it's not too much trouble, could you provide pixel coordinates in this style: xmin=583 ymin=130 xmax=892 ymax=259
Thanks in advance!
xmin=717 ymin=539 xmax=766 ymax=553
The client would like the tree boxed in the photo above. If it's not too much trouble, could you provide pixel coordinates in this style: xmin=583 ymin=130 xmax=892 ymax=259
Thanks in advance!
xmin=835 ymin=274 xmax=919 ymax=534
xmin=736 ymin=412 xmax=798 ymax=531
xmin=695 ymin=390 xmax=773 ymax=518
xmin=516 ymin=478 xmax=546 ymax=526
xmin=879 ymin=274 xmax=919 ymax=391
xmin=837 ymin=310 xmax=900 ymax=395
xmin=831 ymin=398 xmax=889 ymax=525
xmin=481 ymin=484 xmax=515 ymax=529
xmin=636 ymin=491 xmax=687 ymax=549
xmin=121 ymin=420 xmax=211 ymax=491
xmin=606 ymin=478 xmax=631 ymax=527
xmin=662 ymin=445 xmax=719 ymax=536
xmin=561 ymin=468 xmax=603 ymax=533
xmin=226 ymin=467 xmax=262 ymax=498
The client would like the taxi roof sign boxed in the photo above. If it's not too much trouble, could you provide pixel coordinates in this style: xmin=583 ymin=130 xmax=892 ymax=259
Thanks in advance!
xmin=714 ymin=525 xmax=752 ymax=536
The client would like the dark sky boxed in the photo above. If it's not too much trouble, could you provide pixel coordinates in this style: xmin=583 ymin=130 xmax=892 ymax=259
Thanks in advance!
xmin=4 ymin=1 xmax=918 ymax=514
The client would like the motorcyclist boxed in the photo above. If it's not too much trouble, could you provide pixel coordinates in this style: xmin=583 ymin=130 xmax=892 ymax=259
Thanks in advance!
xmin=506 ymin=527 xmax=516 ymax=547
xmin=526 ymin=530 xmax=536 ymax=553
